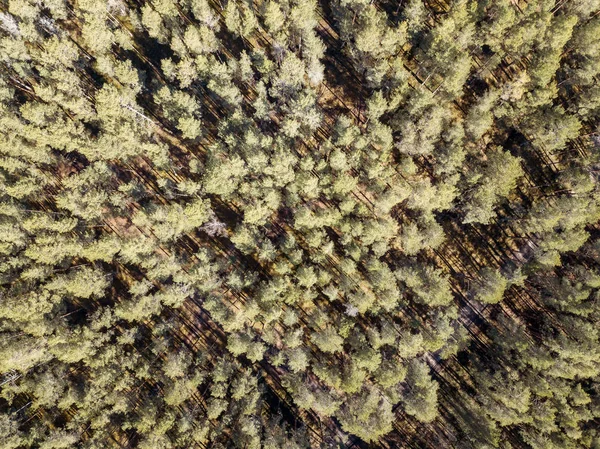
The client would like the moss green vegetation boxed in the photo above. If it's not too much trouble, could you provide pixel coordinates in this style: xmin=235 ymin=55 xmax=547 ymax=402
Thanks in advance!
xmin=0 ymin=0 xmax=600 ymax=447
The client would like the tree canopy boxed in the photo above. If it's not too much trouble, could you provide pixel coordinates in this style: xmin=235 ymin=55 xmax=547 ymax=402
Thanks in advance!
xmin=0 ymin=0 xmax=599 ymax=448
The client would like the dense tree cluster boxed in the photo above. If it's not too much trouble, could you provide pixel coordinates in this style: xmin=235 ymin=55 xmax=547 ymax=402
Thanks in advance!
xmin=0 ymin=0 xmax=599 ymax=447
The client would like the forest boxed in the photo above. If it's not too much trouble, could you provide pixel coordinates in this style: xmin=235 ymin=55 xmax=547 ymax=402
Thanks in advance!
xmin=0 ymin=0 xmax=599 ymax=447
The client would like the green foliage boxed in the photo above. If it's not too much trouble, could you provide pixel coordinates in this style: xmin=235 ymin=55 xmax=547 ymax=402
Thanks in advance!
xmin=337 ymin=385 xmax=394 ymax=442
xmin=471 ymin=267 xmax=508 ymax=304
xmin=310 ymin=326 xmax=344 ymax=354
xmin=1 ymin=0 xmax=599 ymax=448
xmin=463 ymin=148 xmax=523 ymax=224
xmin=402 ymin=359 xmax=438 ymax=423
